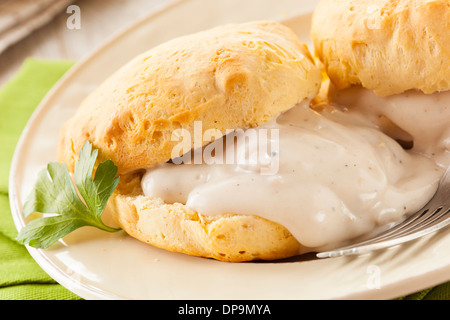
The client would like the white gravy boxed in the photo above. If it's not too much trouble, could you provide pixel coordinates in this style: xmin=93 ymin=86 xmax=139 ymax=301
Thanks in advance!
xmin=141 ymin=89 xmax=449 ymax=252
xmin=327 ymin=85 xmax=450 ymax=167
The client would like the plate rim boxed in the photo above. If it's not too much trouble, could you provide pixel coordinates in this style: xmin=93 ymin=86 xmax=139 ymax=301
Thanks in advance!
xmin=8 ymin=0 xmax=450 ymax=300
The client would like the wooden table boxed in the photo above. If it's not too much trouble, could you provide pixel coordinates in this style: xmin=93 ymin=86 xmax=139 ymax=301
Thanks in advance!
xmin=0 ymin=0 xmax=174 ymax=87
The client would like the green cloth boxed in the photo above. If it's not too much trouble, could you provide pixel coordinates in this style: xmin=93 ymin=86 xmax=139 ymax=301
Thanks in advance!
xmin=0 ymin=58 xmax=81 ymax=300
xmin=0 ymin=58 xmax=449 ymax=300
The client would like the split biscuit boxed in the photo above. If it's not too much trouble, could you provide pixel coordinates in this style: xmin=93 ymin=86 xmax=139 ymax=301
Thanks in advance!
xmin=58 ymin=21 xmax=322 ymax=261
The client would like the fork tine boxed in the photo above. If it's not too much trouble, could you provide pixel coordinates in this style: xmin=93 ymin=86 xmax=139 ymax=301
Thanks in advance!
xmin=317 ymin=207 xmax=450 ymax=258
xmin=328 ymin=205 xmax=436 ymax=248
xmin=316 ymin=218 xmax=450 ymax=258
xmin=373 ymin=207 xmax=444 ymax=241
xmin=368 ymin=208 xmax=431 ymax=241
xmin=394 ymin=207 xmax=450 ymax=237
xmin=316 ymin=166 xmax=450 ymax=258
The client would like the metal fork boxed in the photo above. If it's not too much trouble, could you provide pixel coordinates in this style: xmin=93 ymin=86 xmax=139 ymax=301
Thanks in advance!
xmin=317 ymin=166 xmax=450 ymax=258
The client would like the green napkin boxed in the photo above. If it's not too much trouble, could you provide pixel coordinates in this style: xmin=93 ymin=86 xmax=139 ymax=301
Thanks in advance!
xmin=0 ymin=58 xmax=81 ymax=300
xmin=0 ymin=58 xmax=449 ymax=300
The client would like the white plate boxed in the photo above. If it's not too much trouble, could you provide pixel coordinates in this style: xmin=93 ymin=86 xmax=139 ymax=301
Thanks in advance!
xmin=9 ymin=0 xmax=450 ymax=300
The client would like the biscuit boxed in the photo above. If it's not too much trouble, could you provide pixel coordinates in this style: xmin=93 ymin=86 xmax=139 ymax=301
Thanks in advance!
xmin=311 ymin=0 xmax=450 ymax=96
xmin=58 ymin=21 xmax=321 ymax=174
xmin=58 ymin=21 xmax=322 ymax=261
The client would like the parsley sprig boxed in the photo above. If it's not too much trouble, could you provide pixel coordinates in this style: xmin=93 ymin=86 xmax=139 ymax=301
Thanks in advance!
xmin=16 ymin=141 xmax=121 ymax=249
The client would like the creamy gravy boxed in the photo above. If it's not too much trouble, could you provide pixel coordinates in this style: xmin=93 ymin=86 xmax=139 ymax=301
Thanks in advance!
xmin=141 ymin=91 xmax=448 ymax=252
xmin=327 ymin=86 xmax=450 ymax=167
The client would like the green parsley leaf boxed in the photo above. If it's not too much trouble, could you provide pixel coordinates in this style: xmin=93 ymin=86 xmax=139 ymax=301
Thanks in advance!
xmin=16 ymin=141 xmax=121 ymax=249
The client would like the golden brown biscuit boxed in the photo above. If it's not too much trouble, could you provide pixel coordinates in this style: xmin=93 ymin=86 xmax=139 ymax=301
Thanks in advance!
xmin=311 ymin=0 xmax=450 ymax=96
xmin=58 ymin=21 xmax=321 ymax=174
xmin=58 ymin=21 xmax=322 ymax=261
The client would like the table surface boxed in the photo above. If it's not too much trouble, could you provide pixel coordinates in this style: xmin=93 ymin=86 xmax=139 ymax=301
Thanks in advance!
xmin=0 ymin=0 xmax=174 ymax=87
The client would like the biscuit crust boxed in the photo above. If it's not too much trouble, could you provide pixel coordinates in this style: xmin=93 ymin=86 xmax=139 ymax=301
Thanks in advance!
xmin=311 ymin=0 xmax=450 ymax=96
xmin=58 ymin=21 xmax=321 ymax=174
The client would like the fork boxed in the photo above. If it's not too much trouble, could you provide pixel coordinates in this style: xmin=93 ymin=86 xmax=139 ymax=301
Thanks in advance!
xmin=316 ymin=165 xmax=450 ymax=258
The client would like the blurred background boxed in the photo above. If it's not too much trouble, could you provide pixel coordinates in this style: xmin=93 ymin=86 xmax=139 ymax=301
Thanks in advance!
xmin=0 ymin=0 xmax=175 ymax=87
